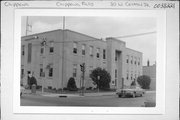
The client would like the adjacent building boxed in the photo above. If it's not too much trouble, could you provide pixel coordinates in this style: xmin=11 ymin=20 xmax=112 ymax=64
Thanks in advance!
xmin=143 ymin=61 xmax=156 ymax=90
xmin=21 ymin=29 xmax=142 ymax=90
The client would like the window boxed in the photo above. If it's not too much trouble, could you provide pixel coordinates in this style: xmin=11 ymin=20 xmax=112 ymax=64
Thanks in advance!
xmin=22 ymin=45 xmax=25 ymax=56
xmin=73 ymin=42 xmax=77 ymax=54
xmin=114 ymin=69 xmax=117 ymax=86
xmin=89 ymin=66 xmax=93 ymax=77
xmin=126 ymin=71 xmax=129 ymax=80
xmin=89 ymin=46 xmax=93 ymax=56
xmin=49 ymin=64 xmax=53 ymax=77
xmin=21 ymin=68 xmax=24 ymax=79
xmin=115 ymin=53 xmax=117 ymax=61
xmin=126 ymin=55 xmax=129 ymax=63
xmin=82 ymin=44 xmax=85 ymax=55
xmin=115 ymin=69 xmax=117 ymax=78
xmin=103 ymin=49 xmax=106 ymax=59
xmin=131 ymin=56 xmax=133 ymax=64
xmin=40 ymin=64 xmax=43 ymax=77
xmin=49 ymin=42 xmax=54 ymax=53
xmin=134 ymin=57 xmax=136 ymax=65
xmin=138 ymin=58 xmax=140 ymax=65
xmin=73 ymin=64 xmax=77 ymax=78
xmin=27 ymin=43 xmax=32 ymax=63
xmin=131 ymin=71 xmax=133 ymax=80
xmin=96 ymin=48 xmax=100 ymax=58
xmin=40 ymin=46 xmax=44 ymax=55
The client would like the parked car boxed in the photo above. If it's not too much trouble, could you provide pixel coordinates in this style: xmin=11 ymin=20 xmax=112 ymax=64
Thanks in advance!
xmin=116 ymin=86 xmax=145 ymax=98
xmin=20 ymin=86 xmax=25 ymax=96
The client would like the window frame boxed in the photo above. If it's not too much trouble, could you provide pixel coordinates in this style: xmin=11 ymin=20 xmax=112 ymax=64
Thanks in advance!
xmin=73 ymin=42 xmax=78 ymax=54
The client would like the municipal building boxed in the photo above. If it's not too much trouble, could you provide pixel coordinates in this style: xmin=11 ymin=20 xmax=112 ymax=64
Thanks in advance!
xmin=21 ymin=29 xmax=142 ymax=90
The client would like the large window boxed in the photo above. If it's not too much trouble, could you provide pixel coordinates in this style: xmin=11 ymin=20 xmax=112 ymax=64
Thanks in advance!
xmin=73 ymin=42 xmax=77 ymax=54
xmin=82 ymin=44 xmax=85 ymax=55
xmin=48 ymin=64 xmax=53 ymax=77
xmin=103 ymin=49 xmax=106 ymax=59
xmin=49 ymin=42 xmax=54 ymax=53
xmin=96 ymin=48 xmax=100 ymax=58
xmin=89 ymin=46 xmax=93 ymax=56
xmin=73 ymin=64 xmax=77 ymax=78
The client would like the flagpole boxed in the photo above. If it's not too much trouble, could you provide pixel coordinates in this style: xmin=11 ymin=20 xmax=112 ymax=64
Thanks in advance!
xmin=26 ymin=16 xmax=29 ymax=36
xmin=61 ymin=16 xmax=65 ymax=93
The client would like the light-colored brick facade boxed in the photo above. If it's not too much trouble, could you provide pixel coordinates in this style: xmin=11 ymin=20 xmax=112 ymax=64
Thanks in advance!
xmin=21 ymin=29 xmax=142 ymax=90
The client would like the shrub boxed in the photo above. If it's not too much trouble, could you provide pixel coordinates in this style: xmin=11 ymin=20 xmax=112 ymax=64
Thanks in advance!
xmin=90 ymin=67 xmax=111 ymax=89
xmin=137 ymin=75 xmax=151 ymax=89
xmin=67 ymin=77 xmax=78 ymax=91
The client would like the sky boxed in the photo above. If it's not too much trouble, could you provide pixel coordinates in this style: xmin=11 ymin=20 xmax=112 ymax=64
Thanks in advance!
xmin=21 ymin=16 xmax=156 ymax=66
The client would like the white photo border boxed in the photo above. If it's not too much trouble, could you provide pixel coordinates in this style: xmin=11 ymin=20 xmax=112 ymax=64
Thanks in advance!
xmin=13 ymin=9 xmax=166 ymax=114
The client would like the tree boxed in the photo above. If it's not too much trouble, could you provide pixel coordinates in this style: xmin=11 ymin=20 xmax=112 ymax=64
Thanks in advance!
xmin=137 ymin=75 xmax=151 ymax=89
xmin=67 ymin=77 xmax=78 ymax=91
xmin=90 ymin=67 xmax=111 ymax=90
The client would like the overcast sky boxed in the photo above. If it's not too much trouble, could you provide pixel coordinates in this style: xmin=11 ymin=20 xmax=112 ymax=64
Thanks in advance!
xmin=21 ymin=16 xmax=156 ymax=66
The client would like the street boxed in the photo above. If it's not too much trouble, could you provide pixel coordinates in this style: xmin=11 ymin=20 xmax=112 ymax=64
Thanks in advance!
xmin=21 ymin=91 xmax=155 ymax=107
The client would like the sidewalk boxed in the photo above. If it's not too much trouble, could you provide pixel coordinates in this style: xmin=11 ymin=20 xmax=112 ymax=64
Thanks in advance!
xmin=24 ymin=89 xmax=116 ymax=97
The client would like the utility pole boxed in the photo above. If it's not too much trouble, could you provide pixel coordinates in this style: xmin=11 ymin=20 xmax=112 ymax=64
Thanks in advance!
xmin=61 ymin=16 xmax=65 ymax=93
xmin=41 ymin=38 xmax=47 ymax=93
xmin=80 ymin=63 xmax=85 ymax=96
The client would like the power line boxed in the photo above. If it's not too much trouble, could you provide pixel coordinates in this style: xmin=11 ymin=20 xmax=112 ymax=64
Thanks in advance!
xmin=114 ymin=31 xmax=156 ymax=39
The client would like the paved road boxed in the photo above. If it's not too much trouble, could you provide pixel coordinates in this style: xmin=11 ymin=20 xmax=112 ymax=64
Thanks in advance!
xmin=21 ymin=92 xmax=155 ymax=107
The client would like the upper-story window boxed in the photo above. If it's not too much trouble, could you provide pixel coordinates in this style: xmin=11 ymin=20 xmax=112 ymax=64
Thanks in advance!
xmin=82 ymin=44 xmax=85 ymax=55
xmin=22 ymin=45 xmax=25 ymax=56
xmin=49 ymin=42 xmax=54 ymax=53
xmin=126 ymin=55 xmax=129 ymax=63
xmin=138 ymin=58 xmax=140 ymax=65
xmin=134 ymin=57 xmax=137 ymax=65
xmin=115 ymin=53 xmax=117 ymax=61
xmin=103 ymin=49 xmax=106 ymax=59
xmin=89 ymin=46 xmax=93 ymax=56
xmin=131 ymin=56 xmax=133 ymax=64
xmin=96 ymin=48 xmax=100 ymax=58
xmin=73 ymin=42 xmax=77 ymax=54
xmin=40 ymin=46 xmax=44 ymax=55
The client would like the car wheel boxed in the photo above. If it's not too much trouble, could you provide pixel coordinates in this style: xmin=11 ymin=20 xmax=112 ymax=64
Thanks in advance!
xmin=20 ymin=92 xmax=22 ymax=96
xmin=118 ymin=95 xmax=122 ymax=98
